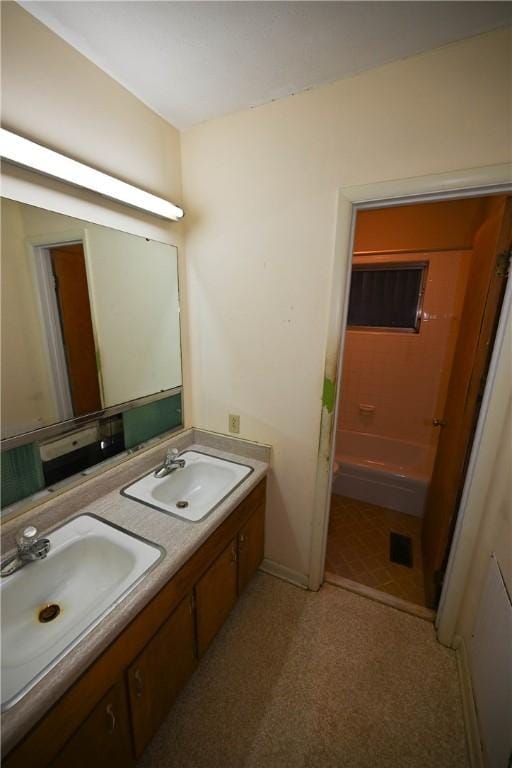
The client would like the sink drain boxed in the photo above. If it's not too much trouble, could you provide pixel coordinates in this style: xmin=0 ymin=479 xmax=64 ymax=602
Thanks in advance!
xmin=38 ymin=604 xmax=61 ymax=623
xmin=176 ymin=500 xmax=189 ymax=509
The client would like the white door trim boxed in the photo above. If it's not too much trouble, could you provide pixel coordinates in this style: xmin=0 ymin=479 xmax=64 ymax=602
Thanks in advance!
xmin=436 ymin=269 xmax=512 ymax=646
xmin=26 ymin=229 xmax=87 ymax=422
xmin=307 ymin=162 xmax=512 ymax=649
xmin=31 ymin=244 xmax=74 ymax=422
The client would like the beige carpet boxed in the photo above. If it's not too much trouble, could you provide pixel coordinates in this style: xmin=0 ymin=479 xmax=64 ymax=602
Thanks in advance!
xmin=138 ymin=573 xmax=468 ymax=768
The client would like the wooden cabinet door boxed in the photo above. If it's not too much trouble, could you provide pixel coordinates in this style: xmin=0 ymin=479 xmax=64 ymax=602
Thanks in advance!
xmin=238 ymin=504 xmax=265 ymax=594
xmin=195 ymin=539 xmax=238 ymax=657
xmin=422 ymin=196 xmax=511 ymax=607
xmin=49 ymin=680 xmax=134 ymax=768
xmin=127 ymin=594 xmax=197 ymax=758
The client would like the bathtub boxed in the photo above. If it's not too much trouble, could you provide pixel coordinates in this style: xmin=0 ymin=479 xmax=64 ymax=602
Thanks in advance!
xmin=332 ymin=430 xmax=435 ymax=517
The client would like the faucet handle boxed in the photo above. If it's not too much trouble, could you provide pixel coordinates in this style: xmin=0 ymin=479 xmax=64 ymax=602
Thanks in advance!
xmin=16 ymin=526 xmax=38 ymax=550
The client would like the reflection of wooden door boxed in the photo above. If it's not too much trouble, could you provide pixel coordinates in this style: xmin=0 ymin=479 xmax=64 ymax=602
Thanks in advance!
xmin=422 ymin=196 xmax=511 ymax=608
xmin=50 ymin=244 xmax=102 ymax=416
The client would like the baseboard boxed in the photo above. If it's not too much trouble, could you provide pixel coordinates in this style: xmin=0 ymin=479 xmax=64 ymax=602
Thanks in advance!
xmin=259 ymin=559 xmax=309 ymax=590
xmin=454 ymin=634 xmax=484 ymax=768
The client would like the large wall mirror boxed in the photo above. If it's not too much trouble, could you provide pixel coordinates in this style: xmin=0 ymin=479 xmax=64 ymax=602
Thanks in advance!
xmin=2 ymin=198 xmax=182 ymax=439
xmin=1 ymin=198 xmax=183 ymax=511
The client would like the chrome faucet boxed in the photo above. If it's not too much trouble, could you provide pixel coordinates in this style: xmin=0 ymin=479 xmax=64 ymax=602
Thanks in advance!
xmin=0 ymin=526 xmax=51 ymax=577
xmin=154 ymin=448 xmax=186 ymax=478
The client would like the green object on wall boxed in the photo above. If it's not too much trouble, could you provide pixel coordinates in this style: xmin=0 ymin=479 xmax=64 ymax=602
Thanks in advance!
xmin=123 ymin=393 xmax=182 ymax=449
xmin=322 ymin=377 xmax=336 ymax=413
xmin=1 ymin=443 xmax=45 ymax=508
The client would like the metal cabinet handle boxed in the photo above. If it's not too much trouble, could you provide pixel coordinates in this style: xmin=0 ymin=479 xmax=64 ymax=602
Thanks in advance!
xmin=134 ymin=668 xmax=143 ymax=699
xmin=432 ymin=418 xmax=447 ymax=427
xmin=231 ymin=544 xmax=238 ymax=563
xmin=106 ymin=703 xmax=116 ymax=734
xmin=239 ymin=533 xmax=247 ymax=550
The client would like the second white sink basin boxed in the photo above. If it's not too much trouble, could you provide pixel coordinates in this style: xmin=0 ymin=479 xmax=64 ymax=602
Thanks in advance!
xmin=1 ymin=515 xmax=163 ymax=710
xmin=122 ymin=450 xmax=253 ymax=522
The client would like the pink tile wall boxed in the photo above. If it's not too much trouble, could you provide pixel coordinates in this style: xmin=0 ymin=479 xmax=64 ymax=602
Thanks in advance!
xmin=338 ymin=251 xmax=471 ymax=449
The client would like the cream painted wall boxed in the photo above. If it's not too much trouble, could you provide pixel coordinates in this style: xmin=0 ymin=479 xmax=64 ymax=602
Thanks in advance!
xmin=181 ymin=28 xmax=512 ymax=579
xmin=1 ymin=200 xmax=58 ymax=437
xmin=0 ymin=2 xmax=191 ymax=425
xmin=1 ymin=3 xmax=181 ymax=208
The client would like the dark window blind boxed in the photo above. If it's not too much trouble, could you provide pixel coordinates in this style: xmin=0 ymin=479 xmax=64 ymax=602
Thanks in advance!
xmin=347 ymin=265 xmax=425 ymax=330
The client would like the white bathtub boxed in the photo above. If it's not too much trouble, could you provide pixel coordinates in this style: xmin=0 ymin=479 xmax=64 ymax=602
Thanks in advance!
xmin=332 ymin=430 xmax=435 ymax=517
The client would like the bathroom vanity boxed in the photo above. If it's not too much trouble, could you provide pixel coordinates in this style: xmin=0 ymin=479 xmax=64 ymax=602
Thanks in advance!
xmin=0 ymin=431 xmax=269 ymax=768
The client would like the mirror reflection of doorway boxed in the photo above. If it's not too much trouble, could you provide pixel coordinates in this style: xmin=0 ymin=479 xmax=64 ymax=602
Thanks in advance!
xmin=47 ymin=243 xmax=102 ymax=417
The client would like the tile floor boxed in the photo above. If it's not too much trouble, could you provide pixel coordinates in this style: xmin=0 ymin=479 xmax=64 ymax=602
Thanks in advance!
xmin=325 ymin=493 xmax=426 ymax=606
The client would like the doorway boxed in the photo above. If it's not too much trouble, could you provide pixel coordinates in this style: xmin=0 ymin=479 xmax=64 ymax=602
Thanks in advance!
xmin=324 ymin=194 xmax=511 ymax=611
xmin=33 ymin=239 xmax=103 ymax=422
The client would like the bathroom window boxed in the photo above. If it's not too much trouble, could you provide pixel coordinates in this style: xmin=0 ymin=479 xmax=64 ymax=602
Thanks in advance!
xmin=347 ymin=262 xmax=427 ymax=332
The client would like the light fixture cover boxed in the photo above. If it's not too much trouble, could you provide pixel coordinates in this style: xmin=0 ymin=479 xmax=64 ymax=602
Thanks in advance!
xmin=0 ymin=129 xmax=184 ymax=221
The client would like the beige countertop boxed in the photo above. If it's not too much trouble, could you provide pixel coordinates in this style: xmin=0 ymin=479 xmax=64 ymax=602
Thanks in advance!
xmin=1 ymin=428 xmax=270 ymax=754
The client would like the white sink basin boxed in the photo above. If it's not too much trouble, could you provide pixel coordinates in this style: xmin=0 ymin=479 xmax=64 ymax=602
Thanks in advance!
xmin=122 ymin=450 xmax=253 ymax=522
xmin=1 ymin=515 xmax=163 ymax=710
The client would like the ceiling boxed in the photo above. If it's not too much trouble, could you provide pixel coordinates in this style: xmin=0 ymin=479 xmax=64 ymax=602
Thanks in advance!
xmin=20 ymin=1 xmax=512 ymax=130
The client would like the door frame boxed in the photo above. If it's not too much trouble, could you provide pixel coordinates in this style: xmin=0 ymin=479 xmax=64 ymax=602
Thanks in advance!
xmin=32 ymin=242 xmax=75 ymax=422
xmin=26 ymin=228 xmax=92 ymax=422
xmin=307 ymin=163 xmax=512 ymax=647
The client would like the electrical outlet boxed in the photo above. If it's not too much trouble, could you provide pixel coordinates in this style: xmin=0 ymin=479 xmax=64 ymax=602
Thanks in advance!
xmin=228 ymin=414 xmax=240 ymax=434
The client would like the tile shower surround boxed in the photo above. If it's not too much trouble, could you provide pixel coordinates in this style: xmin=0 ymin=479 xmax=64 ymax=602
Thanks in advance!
xmin=338 ymin=250 xmax=471 ymax=451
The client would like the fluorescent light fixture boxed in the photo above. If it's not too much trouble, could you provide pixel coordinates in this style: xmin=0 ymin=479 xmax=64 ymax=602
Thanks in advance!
xmin=0 ymin=129 xmax=184 ymax=221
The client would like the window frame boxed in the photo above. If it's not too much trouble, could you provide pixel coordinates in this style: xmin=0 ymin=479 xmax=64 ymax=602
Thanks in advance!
xmin=347 ymin=260 xmax=429 ymax=334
